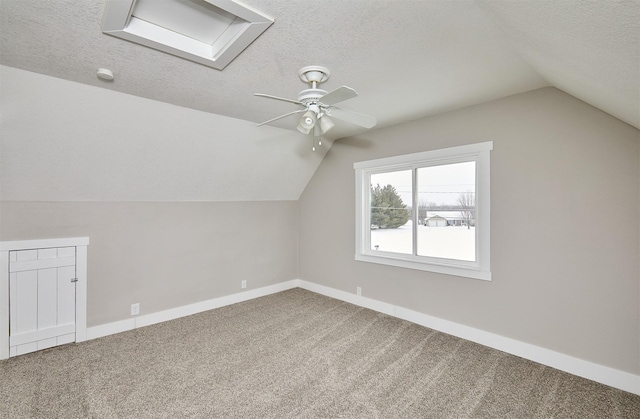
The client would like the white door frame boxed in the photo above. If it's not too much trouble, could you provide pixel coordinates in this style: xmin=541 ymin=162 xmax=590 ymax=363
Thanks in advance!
xmin=0 ymin=237 xmax=89 ymax=360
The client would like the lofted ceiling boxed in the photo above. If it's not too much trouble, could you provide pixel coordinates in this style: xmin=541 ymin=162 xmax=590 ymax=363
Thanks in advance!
xmin=2 ymin=0 xmax=637 ymax=133
xmin=0 ymin=0 xmax=638 ymax=201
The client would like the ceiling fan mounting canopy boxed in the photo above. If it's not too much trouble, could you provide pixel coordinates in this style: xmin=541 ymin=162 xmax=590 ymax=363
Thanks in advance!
xmin=297 ymin=66 xmax=330 ymax=105
xmin=298 ymin=65 xmax=330 ymax=84
xmin=255 ymin=65 xmax=377 ymax=150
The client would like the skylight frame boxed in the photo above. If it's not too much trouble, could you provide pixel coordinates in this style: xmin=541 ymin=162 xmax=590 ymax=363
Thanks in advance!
xmin=102 ymin=0 xmax=273 ymax=70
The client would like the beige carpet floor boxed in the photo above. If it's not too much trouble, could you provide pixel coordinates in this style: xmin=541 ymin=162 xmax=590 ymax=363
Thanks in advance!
xmin=1 ymin=288 xmax=638 ymax=418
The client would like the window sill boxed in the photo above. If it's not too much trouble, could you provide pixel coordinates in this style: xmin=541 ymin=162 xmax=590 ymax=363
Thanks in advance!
xmin=355 ymin=253 xmax=491 ymax=281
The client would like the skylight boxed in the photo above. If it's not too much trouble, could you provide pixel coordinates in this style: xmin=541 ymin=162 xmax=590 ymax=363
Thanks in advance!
xmin=102 ymin=0 xmax=273 ymax=70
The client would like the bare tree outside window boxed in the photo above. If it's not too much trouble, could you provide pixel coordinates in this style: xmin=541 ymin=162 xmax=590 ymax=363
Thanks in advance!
xmin=457 ymin=191 xmax=475 ymax=229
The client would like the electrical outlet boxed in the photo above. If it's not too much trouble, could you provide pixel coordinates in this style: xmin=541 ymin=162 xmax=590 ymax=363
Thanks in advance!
xmin=357 ymin=287 xmax=362 ymax=296
xmin=241 ymin=280 xmax=247 ymax=289
xmin=131 ymin=303 xmax=140 ymax=316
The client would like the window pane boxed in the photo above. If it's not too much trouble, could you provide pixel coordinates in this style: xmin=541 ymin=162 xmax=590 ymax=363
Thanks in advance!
xmin=417 ymin=161 xmax=476 ymax=261
xmin=370 ymin=170 xmax=412 ymax=254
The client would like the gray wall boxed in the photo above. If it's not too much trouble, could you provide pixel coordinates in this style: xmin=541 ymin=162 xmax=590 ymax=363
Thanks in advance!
xmin=1 ymin=67 xmax=638 ymax=377
xmin=0 ymin=67 xmax=301 ymax=328
xmin=0 ymin=65 xmax=323 ymax=202
xmin=0 ymin=201 xmax=298 ymax=326
xmin=298 ymin=87 xmax=640 ymax=375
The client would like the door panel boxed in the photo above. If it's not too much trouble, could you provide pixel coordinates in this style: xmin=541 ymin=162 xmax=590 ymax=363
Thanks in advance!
xmin=10 ymin=270 xmax=38 ymax=336
xmin=9 ymin=247 xmax=76 ymax=357
xmin=38 ymin=268 xmax=58 ymax=329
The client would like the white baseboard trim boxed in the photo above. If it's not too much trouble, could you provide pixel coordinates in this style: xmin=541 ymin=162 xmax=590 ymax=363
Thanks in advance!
xmin=84 ymin=278 xmax=639 ymax=395
xmin=296 ymin=280 xmax=640 ymax=396
xmin=86 ymin=318 xmax=136 ymax=340
xmin=86 ymin=280 xmax=299 ymax=340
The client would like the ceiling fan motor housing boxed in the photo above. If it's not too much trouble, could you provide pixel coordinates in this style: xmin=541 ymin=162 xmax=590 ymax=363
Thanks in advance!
xmin=298 ymin=89 xmax=328 ymax=106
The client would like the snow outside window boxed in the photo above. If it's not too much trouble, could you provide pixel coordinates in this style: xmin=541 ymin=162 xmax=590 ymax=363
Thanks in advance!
xmin=354 ymin=142 xmax=492 ymax=281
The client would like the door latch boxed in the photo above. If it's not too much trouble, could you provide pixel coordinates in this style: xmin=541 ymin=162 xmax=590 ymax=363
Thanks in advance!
xmin=70 ymin=278 xmax=78 ymax=283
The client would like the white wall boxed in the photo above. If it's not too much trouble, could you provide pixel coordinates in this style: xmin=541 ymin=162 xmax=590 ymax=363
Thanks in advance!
xmin=298 ymin=87 xmax=640 ymax=376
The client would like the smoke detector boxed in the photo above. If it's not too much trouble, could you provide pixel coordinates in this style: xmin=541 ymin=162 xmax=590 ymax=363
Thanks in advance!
xmin=96 ymin=68 xmax=114 ymax=81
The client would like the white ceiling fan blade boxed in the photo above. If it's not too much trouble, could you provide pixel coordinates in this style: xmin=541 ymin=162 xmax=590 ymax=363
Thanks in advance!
xmin=329 ymin=107 xmax=377 ymax=129
xmin=255 ymin=93 xmax=304 ymax=106
xmin=257 ymin=109 xmax=306 ymax=127
xmin=320 ymin=86 xmax=358 ymax=106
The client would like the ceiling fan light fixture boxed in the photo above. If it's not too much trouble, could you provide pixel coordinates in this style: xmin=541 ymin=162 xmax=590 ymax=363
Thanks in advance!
xmin=297 ymin=110 xmax=316 ymax=134
xmin=319 ymin=115 xmax=335 ymax=134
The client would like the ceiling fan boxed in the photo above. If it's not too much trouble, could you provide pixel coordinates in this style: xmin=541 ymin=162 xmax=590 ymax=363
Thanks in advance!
xmin=255 ymin=66 xmax=377 ymax=151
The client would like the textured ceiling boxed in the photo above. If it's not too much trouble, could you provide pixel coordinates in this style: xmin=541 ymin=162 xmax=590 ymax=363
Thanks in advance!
xmin=0 ymin=0 xmax=638 ymax=201
xmin=1 ymin=0 xmax=637 ymax=132
xmin=477 ymin=0 xmax=640 ymax=131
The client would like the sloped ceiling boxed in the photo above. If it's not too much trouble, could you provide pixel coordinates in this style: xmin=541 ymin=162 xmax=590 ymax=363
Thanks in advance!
xmin=478 ymin=0 xmax=640 ymax=131
xmin=0 ymin=0 xmax=638 ymax=201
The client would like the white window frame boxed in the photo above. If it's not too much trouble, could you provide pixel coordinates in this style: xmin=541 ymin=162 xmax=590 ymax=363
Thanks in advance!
xmin=354 ymin=142 xmax=492 ymax=281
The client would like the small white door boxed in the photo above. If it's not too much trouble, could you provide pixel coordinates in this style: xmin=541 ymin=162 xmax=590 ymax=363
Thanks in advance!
xmin=9 ymin=247 xmax=77 ymax=357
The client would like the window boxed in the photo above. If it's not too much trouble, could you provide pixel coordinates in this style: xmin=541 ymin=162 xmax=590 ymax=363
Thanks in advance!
xmin=355 ymin=142 xmax=492 ymax=280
